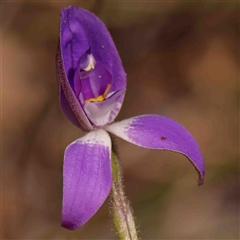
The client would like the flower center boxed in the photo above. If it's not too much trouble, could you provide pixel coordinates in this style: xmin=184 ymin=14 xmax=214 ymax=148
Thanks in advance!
xmin=84 ymin=84 xmax=111 ymax=103
xmin=74 ymin=50 xmax=112 ymax=104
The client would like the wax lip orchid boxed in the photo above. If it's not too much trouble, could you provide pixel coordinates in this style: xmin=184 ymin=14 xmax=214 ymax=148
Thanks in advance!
xmin=56 ymin=6 xmax=205 ymax=231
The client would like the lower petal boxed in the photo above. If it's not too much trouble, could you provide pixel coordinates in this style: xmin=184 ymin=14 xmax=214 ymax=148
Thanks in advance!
xmin=62 ymin=129 xmax=112 ymax=230
xmin=105 ymin=115 xmax=205 ymax=185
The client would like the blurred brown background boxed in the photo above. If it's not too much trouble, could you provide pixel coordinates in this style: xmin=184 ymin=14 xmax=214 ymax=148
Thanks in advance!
xmin=2 ymin=1 xmax=239 ymax=239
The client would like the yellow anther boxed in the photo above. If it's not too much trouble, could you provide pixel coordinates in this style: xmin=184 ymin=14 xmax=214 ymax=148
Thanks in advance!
xmin=85 ymin=95 xmax=104 ymax=103
xmin=85 ymin=84 xmax=111 ymax=103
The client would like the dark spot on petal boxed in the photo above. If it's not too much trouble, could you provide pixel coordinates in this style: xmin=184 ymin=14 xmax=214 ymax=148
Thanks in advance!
xmin=62 ymin=221 xmax=78 ymax=231
xmin=161 ymin=136 xmax=166 ymax=140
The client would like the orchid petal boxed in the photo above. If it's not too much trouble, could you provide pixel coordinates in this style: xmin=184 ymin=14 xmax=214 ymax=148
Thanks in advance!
xmin=58 ymin=7 xmax=126 ymax=128
xmin=57 ymin=46 xmax=93 ymax=131
xmin=62 ymin=129 xmax=112 ymax=230
xmin=84 ymin=89 xmax=125 ymax=127
xmin=59 ymin=86 xmax=86 ymax=129
xmin=105 ymin=115 xmax=205 ymax=185
xmin=61 ymin=6 xmax=126 ymax=93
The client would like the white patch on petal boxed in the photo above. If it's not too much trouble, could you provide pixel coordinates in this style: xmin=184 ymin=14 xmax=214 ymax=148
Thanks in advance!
xmin=84 ymin=102 xmax=113 ymax=126
xmin=71 ymin=129 xmax=111 ymax=147
xmin=83 ymin=89 xmax=125 ymax=127
xmin=104 ymin=118 xmax=134 ymax=141
xmin=82 ymin=54 xmax=95 ymax=72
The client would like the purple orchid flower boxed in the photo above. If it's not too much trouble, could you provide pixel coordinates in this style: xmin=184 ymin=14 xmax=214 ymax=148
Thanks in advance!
xmin=56 ymin=6 xmax=205 ymax=231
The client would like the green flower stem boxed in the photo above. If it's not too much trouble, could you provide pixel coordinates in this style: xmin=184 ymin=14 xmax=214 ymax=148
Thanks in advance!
xmin=109 ymin=136 xmax=139 ymax=240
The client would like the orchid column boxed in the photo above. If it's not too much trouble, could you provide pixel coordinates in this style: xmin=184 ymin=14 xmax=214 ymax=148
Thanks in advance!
xmin=56 ymin=6 xmax=205 ymax=239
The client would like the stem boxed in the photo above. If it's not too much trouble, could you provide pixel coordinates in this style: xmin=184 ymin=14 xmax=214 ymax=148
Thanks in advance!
xmin=109 ymin=136 xmax=139 ymax=240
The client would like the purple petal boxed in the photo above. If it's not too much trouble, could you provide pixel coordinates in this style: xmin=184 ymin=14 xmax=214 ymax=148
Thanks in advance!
xmin=60 ymin=8 xmax=89 ymax=75
xmin=59 ymin=86 xmax=84 ymax=129
xmin=105 ymin=115 xmax=205 ymax=185
xmin=57 ymin=45 xmax=93 ymax=131
xmin=62 ymin=129 xmax=112 ymax=230
xmin=59 ymin=7 xmax=126 ymax=127
xmin=61 ymin=6 xmax=126 ymax=93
